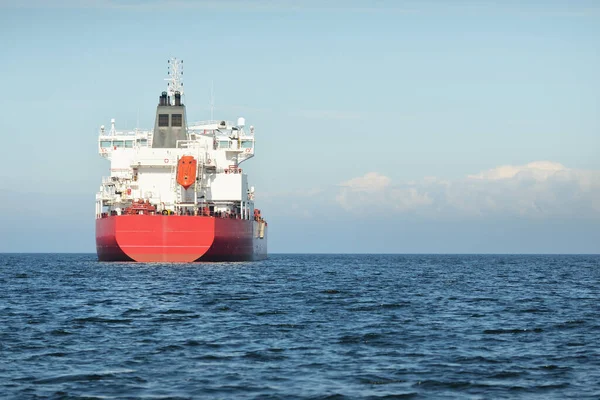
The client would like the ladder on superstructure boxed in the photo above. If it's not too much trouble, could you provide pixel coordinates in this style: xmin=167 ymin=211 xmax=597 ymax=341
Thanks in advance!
xmin=170 ymin=159 xmax=180 ymax=210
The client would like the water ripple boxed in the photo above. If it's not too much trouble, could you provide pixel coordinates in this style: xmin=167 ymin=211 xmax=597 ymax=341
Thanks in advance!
xmin=0 ymin=253 xmax=599 ymax=399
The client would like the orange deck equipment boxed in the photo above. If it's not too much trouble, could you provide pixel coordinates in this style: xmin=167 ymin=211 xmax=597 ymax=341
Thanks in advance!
xmin=176 ymin=156 xmax=197 ymax=189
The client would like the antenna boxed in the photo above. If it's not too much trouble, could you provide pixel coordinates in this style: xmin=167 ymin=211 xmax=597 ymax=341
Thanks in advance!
xmin=165 ymin=57 xmax=184 ymax=105
xmin=210 ymin=80 xmax=214 ymax=121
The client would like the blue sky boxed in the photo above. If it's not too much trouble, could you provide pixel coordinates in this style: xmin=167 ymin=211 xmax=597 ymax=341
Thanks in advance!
xmin=0 ymin=0 xmax=598 ymax=253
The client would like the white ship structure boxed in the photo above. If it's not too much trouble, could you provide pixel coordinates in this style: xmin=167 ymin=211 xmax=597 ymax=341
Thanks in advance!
xmin=95 ymin=58 xmax=268 ymax=262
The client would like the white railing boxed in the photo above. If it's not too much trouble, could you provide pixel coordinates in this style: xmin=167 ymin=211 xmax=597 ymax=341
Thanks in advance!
xmin=188 ymin=120 xmax=254 ymax=137
xmin=99 ymin=129 xmax=152 ymax=137
xmin=176 ymin=140 xmax=208 ymax=150
xmin=189 ymin=120 xmax=235 ymax=127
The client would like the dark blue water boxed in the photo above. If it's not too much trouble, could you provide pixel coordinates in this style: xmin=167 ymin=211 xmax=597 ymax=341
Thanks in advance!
xmin=1 ymin=254 xmax=599 ymax=399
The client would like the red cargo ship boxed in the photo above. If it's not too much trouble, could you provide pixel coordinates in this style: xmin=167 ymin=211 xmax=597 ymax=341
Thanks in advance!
xmin=95 ymin=58 xmax=267 ymax=262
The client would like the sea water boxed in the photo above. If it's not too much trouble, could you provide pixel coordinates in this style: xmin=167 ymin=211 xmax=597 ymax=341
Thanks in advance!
xmin=1 ymin=254 xmax=599 ymax=399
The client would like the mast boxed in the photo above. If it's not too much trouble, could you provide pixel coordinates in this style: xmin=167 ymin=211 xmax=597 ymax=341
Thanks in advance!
xmin=165 ymin=57 xmax=184 ymax=106
xmin=153 ymin=58 xmax=187 ymax=148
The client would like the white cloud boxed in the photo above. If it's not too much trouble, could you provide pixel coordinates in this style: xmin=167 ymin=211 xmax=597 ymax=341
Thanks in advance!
xmin=334 ymin=162 xmax=600 ymax=218
xmin=339 ymin=172 xmax=390 ymax=192
xmin=336 ymin=172 xmax=432 ymax=213
xmin=467 ymin=161 xmax=566 ymax=181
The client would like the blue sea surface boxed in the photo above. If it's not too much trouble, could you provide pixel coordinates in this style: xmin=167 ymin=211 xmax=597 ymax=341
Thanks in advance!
xmin=0 ymin=254 xmax=599 ymax=399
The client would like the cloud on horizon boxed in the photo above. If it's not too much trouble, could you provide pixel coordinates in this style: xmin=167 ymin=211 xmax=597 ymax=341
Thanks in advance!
xmin=334 ymin=161 xmax=600 ymax=219
xmin=256 ymin=162 xmax=600 ymax=220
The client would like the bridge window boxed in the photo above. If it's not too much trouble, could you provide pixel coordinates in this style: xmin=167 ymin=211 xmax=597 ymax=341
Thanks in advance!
xmin=172 ymin=114 xmax=182 ymax=127
xmin=124 ymin=140 xmax=134 ymax=148
xmin=137 ymin=139 xmax=148 ymax=146
xmin=100 ymin=140 xmax=111 ymax=148
xmin=113 ymin=140 xmax=124 ymax=148
xmin=158 ymin=114 xmax=169 ymax=127
xmin=218 ymin=140 xmax=230 ymax=149
xmin=241 ymin=140 xmax=253 ymax=149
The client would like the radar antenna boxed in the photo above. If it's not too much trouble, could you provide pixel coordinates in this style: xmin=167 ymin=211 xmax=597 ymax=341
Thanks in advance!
xmin=165 ymin=57 xmax=184 ymax=105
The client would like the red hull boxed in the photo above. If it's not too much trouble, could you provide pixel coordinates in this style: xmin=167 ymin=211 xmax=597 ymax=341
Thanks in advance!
xmin=96 ymin=215 xmax=267 ymax=262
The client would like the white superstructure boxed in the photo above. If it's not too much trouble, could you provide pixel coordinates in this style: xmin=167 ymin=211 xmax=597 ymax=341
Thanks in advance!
xmin=95 ymin=58 xmax=258 ymax=220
